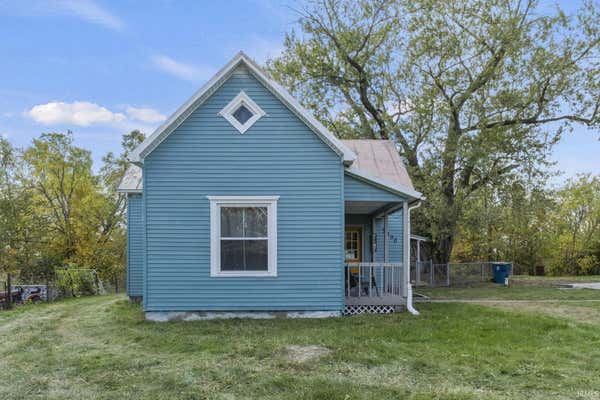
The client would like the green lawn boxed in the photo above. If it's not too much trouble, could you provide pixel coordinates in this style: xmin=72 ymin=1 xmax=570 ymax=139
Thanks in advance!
xmin=470 ymin=300 xmax=600 ymax=325
xmin=417 ymin=275 xmax=600 ymax=300
xmin=510 ymin=275 xmax=600 ymax=286
xmin=2 ymin=295 xmax=600 ymax=399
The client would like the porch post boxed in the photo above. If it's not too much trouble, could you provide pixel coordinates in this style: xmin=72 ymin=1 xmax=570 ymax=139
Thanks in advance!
xmin=415 ymin=238 xmax=421 ymax=286
xmin=371 ymin=218 xmax=376 ymax=262
xmin=383 ymin=212 xmax=389 ymax=262
xmin=402 ymin=201 xmax=410 ymax=299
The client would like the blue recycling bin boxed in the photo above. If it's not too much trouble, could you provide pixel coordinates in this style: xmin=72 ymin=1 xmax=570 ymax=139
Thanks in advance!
xmin=492 ymin=263 xmax=511 ymax=284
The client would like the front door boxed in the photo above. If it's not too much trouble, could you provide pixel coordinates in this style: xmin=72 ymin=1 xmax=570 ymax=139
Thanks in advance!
xmin=345 ymin=226 xmax=362 ymax=263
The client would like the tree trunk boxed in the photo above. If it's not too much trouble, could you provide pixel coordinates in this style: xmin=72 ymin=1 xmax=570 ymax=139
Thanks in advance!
xmin=434 ymin=206 xmax=458 ymax=264
xmin=434 ymin=118 xmax=461 ymax=264
xmin=436 ymin=236 xmax=454 ymax=264
xmin=484 ymin=191 xmax=495 ymax=260
xmin=6 ymin=273 xmax=12 ymax=309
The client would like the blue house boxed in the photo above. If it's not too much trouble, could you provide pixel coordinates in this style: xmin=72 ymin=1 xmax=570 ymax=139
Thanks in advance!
xmin=118 ymin=52 xmax=423 ymax=321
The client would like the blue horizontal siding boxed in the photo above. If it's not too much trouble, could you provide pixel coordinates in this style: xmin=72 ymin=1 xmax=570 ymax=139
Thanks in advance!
xmin=373 ymin=210 xmax=404 ymax=263
xmin=126 ymin=194 xmax=144 ymax=297
xmin=388 ymin=210 xmax=403 ymax=263
xmin=344 ymin=173 xmax=405 ymax=202
xmin=374 ymin=217 xmax=385 ymax=262
xmin=143 ymin=65 xmax=344 ymax=312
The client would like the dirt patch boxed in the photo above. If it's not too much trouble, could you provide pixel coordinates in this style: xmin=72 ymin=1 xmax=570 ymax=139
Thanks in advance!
xmin=476 ymin=301 xmax=600 ymax=325
xmin=284 ymin=345 xmax=332 ymax=363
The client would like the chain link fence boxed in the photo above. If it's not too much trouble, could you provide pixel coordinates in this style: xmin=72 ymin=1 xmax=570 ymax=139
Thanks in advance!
xmin=411 ymin=261 xmax=512 ymax=287
xmin=1 ymin=268 xmax=125 ymax=310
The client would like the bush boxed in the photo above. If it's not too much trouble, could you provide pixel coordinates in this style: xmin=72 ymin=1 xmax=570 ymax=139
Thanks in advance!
xmin=55 ymin=265 xmax=100 ymax=298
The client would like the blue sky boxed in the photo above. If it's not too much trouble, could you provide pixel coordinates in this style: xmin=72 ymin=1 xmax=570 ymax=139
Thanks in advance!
xmin=0 ymin=0 xmax=597 ymax=183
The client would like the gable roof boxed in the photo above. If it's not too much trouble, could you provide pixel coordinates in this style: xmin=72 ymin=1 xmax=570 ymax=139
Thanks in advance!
xmin=130 ymin=51 xmax=356 ymax=165
xmin=119 ymin=52 xmax=423 ymax=200
xmin=342 ymin=140 xmax=413 ymax=188
xmin=342 ymin=140 xmax=423 ymax=201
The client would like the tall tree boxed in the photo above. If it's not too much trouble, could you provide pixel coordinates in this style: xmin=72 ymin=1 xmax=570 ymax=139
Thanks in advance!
xmin=550 ymin=174 xmax=600 ymax=274
xmin=22 ymin=132 xmax=97 ymax=260
xmin=268 ymin=0 xmax=600 ymax=262
xmin=0 ymin=138 xmax=35 ymax=305
xmin=96 ymin=130 xmax=145 ymax=251
xmin=92 ymin=130 xmax=145 ymax=287
xmin=454 ymin=177 xmax=556 ymax=272
xmin=17 ymin=131 xmax=146 ymax=286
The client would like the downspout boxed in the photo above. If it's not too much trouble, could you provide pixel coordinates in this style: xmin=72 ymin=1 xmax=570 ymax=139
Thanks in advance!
xmin=403 ymin=200 xmax=422 ymax=315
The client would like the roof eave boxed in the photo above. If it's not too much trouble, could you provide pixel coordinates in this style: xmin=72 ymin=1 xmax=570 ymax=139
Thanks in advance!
xmin=345 ymin=166 xmax=424 ymax=201
xmin=117 ymin=188 xmax=143 ymax=194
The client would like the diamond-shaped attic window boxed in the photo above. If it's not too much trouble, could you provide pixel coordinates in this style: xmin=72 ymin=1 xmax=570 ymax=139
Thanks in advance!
xmin=232 ymin=104 xmax=254 ymax=125
xmin=219 ymin=91 xmax=266 ymax=134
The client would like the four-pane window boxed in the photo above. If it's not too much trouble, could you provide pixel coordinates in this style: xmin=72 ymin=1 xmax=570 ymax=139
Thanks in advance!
xmin=208 ymin=196 xmax=278 ymax=277
xmin=220 ymin=207 xmax=268 ymax=271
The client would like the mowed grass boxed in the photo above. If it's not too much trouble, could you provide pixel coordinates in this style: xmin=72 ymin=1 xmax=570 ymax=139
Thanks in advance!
xmin=417 ymin=275 xmax=600 ymax=300
xmin=2 ymin=295 xmax=600 ymax=399
xmin=473 ymin=301 xmax=600 ymax=325
xmin=510 ymin=275 xmax=600 ymax=285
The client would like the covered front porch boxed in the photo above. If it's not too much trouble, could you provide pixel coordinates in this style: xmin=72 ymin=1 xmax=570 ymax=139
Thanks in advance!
xmin=340 ymin=140 xmax=424 ymax=313
xmin=344 ymin=199 xmax=409 ymax=311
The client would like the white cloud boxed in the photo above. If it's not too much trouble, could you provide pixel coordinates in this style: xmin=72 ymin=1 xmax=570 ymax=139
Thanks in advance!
xmin=53 ymin=0 xmax=125 ymax=31
xmin=0 ymin=0 xmax=126 ymax=32
xmin=25 ymin=101 xmax=166 ymax=131
xmin=26 ymin=101 xmax=126 ymax=126
xmin=152 ymin=54 xmax=215 ymax=83
xmin=124 ymin=106 xmax=166 ymax=124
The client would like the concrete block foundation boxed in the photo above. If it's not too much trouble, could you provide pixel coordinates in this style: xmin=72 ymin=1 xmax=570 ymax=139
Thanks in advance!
xmin=145 ymin=310 xmax=342 ymax=322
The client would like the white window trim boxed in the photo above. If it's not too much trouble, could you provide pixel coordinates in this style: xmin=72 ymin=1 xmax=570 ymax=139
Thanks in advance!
xmin=218 ymin=91 xmax=266 ymax=134
xmin=208 ymin=196 xmax=279 ymax=277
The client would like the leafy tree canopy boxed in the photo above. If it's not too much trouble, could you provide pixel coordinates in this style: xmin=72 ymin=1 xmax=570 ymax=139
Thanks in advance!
xmin=268 ymin=0 xmax=600 ymax=262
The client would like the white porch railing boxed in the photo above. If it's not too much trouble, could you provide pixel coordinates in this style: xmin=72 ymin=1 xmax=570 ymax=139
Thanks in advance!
xmin=345 ymin=263 xmax=405 ymax=305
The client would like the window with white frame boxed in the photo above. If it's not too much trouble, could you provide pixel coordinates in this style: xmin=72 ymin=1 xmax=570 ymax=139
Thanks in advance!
xmin=218 ymin=91 xmax=266 ymax=134
xmin=208 ymin=196 xmax=278 ymax=277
